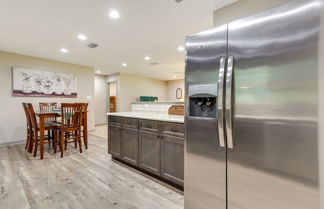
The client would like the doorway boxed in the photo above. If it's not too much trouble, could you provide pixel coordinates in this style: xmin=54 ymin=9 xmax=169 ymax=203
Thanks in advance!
xmin=108 ymin=82 xmax=117 ymax=112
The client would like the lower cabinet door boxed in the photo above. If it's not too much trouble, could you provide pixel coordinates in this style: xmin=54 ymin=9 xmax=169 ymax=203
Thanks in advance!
xmin=108 ymin=125 xmax=122 ymax=158
xmin=121 ymin=127 xmax=139 ymax=166
xmin=161 ymin=135 xmax=184 ymax=186
xmin=139 ymin=130 xmax=161 ymax=176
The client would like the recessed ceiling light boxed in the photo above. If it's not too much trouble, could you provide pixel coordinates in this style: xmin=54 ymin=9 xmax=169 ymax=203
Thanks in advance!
xmin=122 ymin=63 xmax=127 ymax=67
xmin=78 ymin=34 xmax=87 ymax=40
xmin=96 ymin=70 xmax=101 ymax=74
xmin=109 ymin=10 xmax=120 ymax=19
xmin=144 ymin=56 xmax=151 ymax=60
xmin=60 ymin=48 xmax=69 ymax=53
xmin=178 ymin=46 xmax=185 ymax=51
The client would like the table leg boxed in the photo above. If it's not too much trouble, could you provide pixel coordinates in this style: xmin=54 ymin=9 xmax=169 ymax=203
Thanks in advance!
xmin=40 ymin=116 xmax=45 ymax=160
xmin=83 ymin=112 xmax=88 ymax=149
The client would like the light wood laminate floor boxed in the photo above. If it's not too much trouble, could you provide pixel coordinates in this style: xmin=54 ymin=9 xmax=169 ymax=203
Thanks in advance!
xmin=89 ymin=125 xmax=108 ymax=139
xmin=0 ymin=136 xmax=184 ymax=209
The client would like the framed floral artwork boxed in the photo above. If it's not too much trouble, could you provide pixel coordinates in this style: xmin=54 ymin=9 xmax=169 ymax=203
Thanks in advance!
xmin=12 ymin=67 xmax=77 ymax=97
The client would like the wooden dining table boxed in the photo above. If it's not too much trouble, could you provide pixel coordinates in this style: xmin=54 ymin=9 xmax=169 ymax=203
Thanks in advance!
xmin=35 ymin=110 xmax=88 ymax=159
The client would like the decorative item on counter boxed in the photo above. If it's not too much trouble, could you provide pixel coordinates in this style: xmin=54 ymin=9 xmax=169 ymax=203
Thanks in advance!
xmin=140 ymin=96 xmax=158 ymax=102
xmin=176 ymin=88 xmax=183 ymax=99
xmin=168 ymin=105 xmax=184 ymax=115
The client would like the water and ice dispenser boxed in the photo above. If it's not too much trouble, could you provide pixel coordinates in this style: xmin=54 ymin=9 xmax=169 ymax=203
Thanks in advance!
xmin=188 ymin=84 xmax=218 ymax=118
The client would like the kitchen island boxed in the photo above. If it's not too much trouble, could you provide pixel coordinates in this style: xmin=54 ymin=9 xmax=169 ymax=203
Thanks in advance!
xmin=107 ymin=112 xmax=184 ymax=188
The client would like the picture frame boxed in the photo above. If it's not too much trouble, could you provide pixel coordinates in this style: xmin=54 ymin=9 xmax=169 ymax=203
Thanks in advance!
xmin=12 ymin=67 xmax=77 ymax=98
xmin=176 ymin=88 xmax=183 ymax=99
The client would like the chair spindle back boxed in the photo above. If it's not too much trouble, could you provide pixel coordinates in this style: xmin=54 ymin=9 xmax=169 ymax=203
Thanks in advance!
xmin=60 ymin=103 xmax=83 ymax=128
xmin=39 ymin=103 xmax=57 ymax=124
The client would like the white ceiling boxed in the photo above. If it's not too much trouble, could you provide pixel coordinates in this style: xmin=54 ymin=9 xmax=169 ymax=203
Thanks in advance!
xmin=0 ymin=0 xmax=237 ymax=80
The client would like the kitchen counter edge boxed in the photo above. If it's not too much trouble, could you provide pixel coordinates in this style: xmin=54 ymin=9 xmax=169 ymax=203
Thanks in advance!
xmin=107 ymin=112 xmax=184 ymax=123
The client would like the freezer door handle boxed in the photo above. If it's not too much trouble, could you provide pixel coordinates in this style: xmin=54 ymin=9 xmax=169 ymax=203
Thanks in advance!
xmin=225 ymin=56 xmax=234 ymax=149
xmin=217 ymin=57 xmax=226 ymax=148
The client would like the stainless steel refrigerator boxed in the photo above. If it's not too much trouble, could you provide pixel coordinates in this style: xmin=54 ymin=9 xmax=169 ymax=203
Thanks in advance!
xmin=184 ymin=1 xmax=324 ymax=209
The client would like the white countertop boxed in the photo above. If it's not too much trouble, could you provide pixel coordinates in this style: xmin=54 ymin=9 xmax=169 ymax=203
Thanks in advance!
xmin=107 ymin=112 xmax=184 ymax=123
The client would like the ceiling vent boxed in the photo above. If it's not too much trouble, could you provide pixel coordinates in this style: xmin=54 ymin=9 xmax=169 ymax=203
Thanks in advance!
xmin=149 ymin=62 xmax=159 ymax=66
xmin=88 ymin=43 xmax=99 ymax=48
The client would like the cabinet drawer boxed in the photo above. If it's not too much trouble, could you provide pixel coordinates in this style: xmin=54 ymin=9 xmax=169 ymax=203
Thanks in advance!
xmin=139 ymin=120 xmax=160 ymax=132
xmin=122 ymin=117 xmax=138 ymax=129
xmin=108 ymin=116 xmax=121 ymax=126
xmin=163 ymin=122 xmax=184 ymax=137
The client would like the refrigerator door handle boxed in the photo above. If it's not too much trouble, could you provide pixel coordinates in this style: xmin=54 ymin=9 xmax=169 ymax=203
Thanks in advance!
xmin=226 ymin=56 xmax=234 ymax=149
xmin=217 ymin=57 xmax=226 ymax=148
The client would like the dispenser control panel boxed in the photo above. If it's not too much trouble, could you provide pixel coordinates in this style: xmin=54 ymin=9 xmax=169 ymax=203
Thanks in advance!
xmin=188 ymin=84 xmax=217 ymax=119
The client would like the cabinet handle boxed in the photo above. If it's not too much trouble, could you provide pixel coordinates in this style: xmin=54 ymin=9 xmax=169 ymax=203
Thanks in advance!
xmin=146 ymin=125 xmax=152 ymax=129
xmin=170 ymin=128 xmax=178 ymax=132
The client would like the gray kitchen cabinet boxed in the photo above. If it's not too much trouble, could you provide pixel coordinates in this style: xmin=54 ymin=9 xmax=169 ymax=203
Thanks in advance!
xmin=121 ymin=127 xmax=139 ymax=166
xmin=108 ymin=124 xmax=122 ymax=158
xmin=161 ymin=134 xmax=184 ymax=186
xmin=139 ymin=129 xmax=161 ymax=176
xmin=108 ymin=115 xmax=184 ymax=187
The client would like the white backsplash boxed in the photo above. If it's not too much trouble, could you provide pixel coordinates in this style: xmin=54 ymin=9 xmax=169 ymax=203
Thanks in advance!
xmin=132 ymin=103 xmax=174 ymax=114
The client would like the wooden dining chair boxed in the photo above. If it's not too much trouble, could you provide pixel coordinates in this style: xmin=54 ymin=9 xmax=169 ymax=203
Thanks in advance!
xmin=76 ymin=103 xmax=88 ymax=149
xmin=22 ymin=103 xmax=33 ymax=153
xmin=39 ymin=102 xmax=57 ymax=112
xmin=39 ymin=102 xmax=57 ymax=142
xmin=82 ymin=103 xmax=88 ymax=149
xmin=26 ymin=103 xmax=56 ymax=157
xmin=54 ymin=103 xmax=83 ymax=158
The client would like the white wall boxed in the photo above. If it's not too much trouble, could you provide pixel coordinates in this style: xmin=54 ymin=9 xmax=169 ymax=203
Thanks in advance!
xmin=106 ymin=73 xmax=184 ymax=113
xmin=0 ymin=51 xmax=95 ymax=145
xmin=213 ymin=0 xmax=288 ymax=27
xmin=94 ymin=75 xmax=107 ymax=125
xmin=107 ymin=73 xmax=168 ymax=111
xmin=118 ymin=73 xmax=168 ymax=111
xmin=166 ymin=79 xmax=185 ymax=101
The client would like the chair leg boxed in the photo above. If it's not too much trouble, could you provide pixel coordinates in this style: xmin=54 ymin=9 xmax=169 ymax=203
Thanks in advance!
xmin=33 ymin=131 xmax=38 ymax=157
xmin=25 ymin=128 xmax=29 ymax=150
xmin=29 ymin=130 xmax=34 ymax=153
xmin=60 ymin=131 xmax=64 ymax=158
xmin=52 ymin=130 xmax=55 ymax=148
xmin=78 ymin=130 xmax=82 ymax=154
xmin=74 ymin=131 xmax=78 ymax=149
xmin=54 ymin=130 xmax=57 ymax=154
xmin=83 ymin=126 xmax=87 ymax=149
xmin=48 ymin=130 xmax=51 ymax=148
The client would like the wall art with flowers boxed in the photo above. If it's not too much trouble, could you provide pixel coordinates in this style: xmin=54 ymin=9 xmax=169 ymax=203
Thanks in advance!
xmin=12 ymin=67 xmax=77 ymax=98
